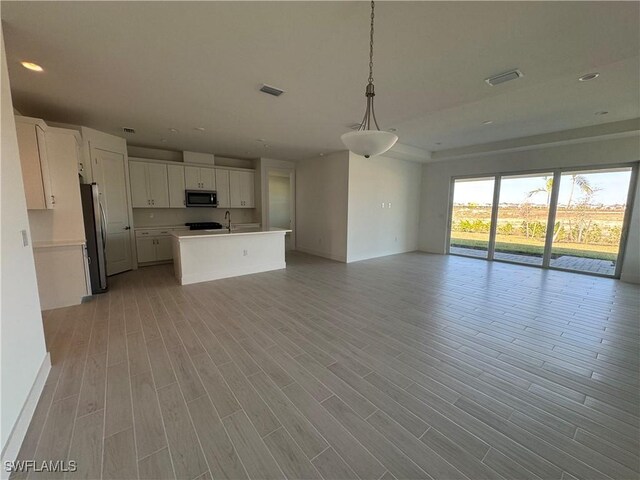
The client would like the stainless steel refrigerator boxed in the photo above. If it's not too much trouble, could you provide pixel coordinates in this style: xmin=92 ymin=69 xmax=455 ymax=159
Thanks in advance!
xmin=80 ymin=183 xmax=108 ymax=293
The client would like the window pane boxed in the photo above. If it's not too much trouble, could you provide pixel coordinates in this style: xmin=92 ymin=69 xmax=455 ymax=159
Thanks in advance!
xmin=494 ymin=173 xmax=553 ymax=266
xmin=449 ymin=177 xmax=495 ymax=259
xmin=549 ymin=168 xmax=632 ymax=276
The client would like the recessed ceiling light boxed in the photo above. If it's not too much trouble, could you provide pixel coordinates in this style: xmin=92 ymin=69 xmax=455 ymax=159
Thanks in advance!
xmin=194 ymin=127 xmax=205 ymax=132
xmin=579 ymin=73 xmax=599 ymax=82
xmin=482 ymin=120 xmax=493 ymax=125
xmin=20 ymin=61 xmax=43 ymax=72
xmin=168 ymin=128 xmax=178 ymax=133
xmin=595 ymin=111 xmax=609 ymax=116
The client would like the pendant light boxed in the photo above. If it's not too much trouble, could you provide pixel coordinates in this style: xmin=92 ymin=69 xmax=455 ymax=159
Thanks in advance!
xmin=341 ymin=0 xmax=398 ymax=158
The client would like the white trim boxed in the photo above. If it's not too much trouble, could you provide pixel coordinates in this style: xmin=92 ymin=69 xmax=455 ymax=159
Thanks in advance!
xmin=1 ymin=353 xmax=51 ymax=479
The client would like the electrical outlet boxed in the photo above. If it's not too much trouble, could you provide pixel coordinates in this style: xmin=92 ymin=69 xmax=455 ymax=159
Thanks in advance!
xmin=243 ymin=249 xmax=248 ymax=256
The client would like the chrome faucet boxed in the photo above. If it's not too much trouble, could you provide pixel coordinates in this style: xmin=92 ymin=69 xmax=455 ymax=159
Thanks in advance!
xmin=224 ymin=210 xmax=231 ymax=231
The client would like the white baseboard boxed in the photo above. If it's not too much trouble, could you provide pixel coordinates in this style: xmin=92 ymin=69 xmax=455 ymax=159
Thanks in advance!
xmin=1 ymin=353 xmax=51 ymax=480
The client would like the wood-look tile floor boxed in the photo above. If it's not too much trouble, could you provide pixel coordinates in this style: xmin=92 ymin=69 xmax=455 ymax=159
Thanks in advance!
xmin=13 ymin=252 xmax=640 ymax=480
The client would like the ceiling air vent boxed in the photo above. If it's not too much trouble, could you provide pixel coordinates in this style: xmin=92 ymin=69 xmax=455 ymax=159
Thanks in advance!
xmin=485 ymin=69 xmax=523 ymax=86
xmin=122 ymin=127 xmax=136 ymax=134
xmin=259 ymin=84 xmax=285 ymax=97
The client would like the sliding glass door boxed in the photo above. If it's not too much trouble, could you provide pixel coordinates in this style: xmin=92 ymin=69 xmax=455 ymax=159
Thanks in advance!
xmin=494 ymin=173 xmax=553 ymax=265
xmin=549 ymin=168 xmax=633 ymax=275
xmin=448 ymin=164 xmax=636 ymax=278
xmin=449 ymin=177 xmax=495 ymax=259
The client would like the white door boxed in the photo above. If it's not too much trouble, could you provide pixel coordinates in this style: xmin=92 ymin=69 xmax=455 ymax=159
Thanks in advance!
xmin=201 ymin=168 xmax=216 ymax=190
xmin=93 ymin=148 xmax=132 ymax=275
xmin=129 ymin=161 xmax=149 ymax=208
xmin=147 ymin=163 xmax=169 ymax=207
xmin=216 ymin=169 xmax=230 ymax=208
xmin=185 ymin=166 xmax=201 ymax=190
xmin=167 ymin=164 xmax=186 ymax=208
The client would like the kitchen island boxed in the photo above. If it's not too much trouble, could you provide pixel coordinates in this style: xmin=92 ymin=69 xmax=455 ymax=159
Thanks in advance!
xmin=171 ymin=228 xmax=291 ymax=285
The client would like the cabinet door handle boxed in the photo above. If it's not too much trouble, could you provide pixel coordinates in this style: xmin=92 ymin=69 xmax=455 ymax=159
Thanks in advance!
xmin=124 ymin=226 xmax=130 ymax=230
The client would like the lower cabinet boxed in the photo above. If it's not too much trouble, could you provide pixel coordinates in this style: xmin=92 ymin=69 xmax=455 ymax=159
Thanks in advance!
xmin=136 ymin=229 xmax=183 ymax=264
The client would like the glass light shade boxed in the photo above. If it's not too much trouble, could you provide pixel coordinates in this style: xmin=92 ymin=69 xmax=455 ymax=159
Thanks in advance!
xmin=341 ymin=130 xmax=398 ymax=158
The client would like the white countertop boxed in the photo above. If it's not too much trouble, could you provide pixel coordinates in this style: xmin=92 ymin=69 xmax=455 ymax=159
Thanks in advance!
xmin=172 ymin=228 xmax=290 ymax=239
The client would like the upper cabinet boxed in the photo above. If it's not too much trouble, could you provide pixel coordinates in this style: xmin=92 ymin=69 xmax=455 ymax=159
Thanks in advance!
xmin=229 ymin=170 xmax=255 ymax=208
xmin=215 ymin=168 xmax=230 ymax=208
xmin=128 ymin=158 xmax=255 ymax=210
xmin=185 ymin=166 xmax=215 ymax=190
xmin=15 ymin=116 xmax=54 ymax=209
xmin=129 ymin=160 xmax=169 ymax=208
xmin=167 ymin=164 xmax=186 ymax=208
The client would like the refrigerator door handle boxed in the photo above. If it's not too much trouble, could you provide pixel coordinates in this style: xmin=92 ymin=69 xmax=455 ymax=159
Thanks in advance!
xmin=99 ymin=202 xmax=107 ymax=248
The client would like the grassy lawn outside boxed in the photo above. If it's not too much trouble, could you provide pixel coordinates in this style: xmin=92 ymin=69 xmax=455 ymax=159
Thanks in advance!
xmin=450 ymin=232 xmax=618 ymax=261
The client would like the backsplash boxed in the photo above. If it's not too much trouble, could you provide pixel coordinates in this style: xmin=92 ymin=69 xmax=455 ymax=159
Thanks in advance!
xmin=132 ymin=208 xmax=257 ymax=228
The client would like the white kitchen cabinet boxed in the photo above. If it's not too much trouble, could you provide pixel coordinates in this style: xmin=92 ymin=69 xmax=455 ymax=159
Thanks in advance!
xmin=15 ymin=117 xmax=54 ymax=210
xmin=136 ymin=237 xmax=157 ymax=263
xmin=155 ymin=237 xmax=173 ymax=261
xmin=135 ymin=228 xmax=185 ymax=264
xmin=215 ymin=168 xmax=230 ymax=208
xmin=167 ymin=164 xmax=186 ymax=208
xmin=129 ymin=160 xmax=169 ymax=208
xmin=129 ymin=161 xmax=148 ymax=208
xmin=230 ymin=170 xmax=255 ymax=208
xmin=185 ymin=166 xmax=200 ymax=190
xmin=185 ymin=166 xmax=216 ymax=190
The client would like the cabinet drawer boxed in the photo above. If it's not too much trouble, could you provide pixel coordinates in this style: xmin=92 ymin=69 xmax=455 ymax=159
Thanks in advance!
xmin=136 ymin=229 xmax=173 ymax=237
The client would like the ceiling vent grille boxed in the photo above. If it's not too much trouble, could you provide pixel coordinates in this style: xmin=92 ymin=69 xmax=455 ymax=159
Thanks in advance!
xmin=485 ymin=69 xmax=523 ymax=86
xmin=122 ymin=127 xmax=136 ymax=134
xmin=260 ymin=84 xmax=285 ymax=96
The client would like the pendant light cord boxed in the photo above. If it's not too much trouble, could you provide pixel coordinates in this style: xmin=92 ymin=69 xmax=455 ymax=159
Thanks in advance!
xmin=368 ymin=0 xmax=375 ymax=85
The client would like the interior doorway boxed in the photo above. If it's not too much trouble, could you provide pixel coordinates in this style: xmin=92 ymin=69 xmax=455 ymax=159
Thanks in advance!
xmin=266 ymin=168 xmax=295 ymax=251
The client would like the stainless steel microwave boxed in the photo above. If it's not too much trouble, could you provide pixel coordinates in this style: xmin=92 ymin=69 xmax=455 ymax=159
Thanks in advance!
xmin=185 ymin=190 xmax=218 ymax=207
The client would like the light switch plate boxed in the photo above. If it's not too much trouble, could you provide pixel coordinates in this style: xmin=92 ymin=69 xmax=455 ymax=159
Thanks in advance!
xmin=21 ymin=229 xmax=29 ymax=246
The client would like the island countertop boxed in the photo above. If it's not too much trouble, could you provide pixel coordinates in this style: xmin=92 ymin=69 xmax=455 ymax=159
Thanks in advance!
xmin=171 ymin=228 xmax=291 ymax=240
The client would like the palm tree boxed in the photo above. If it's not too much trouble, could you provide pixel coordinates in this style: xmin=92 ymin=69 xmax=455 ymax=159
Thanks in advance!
xmin=526 ymin=176 xmax=554 ymax=205
xmin=526 ymin=175 xmax=595 ymax=242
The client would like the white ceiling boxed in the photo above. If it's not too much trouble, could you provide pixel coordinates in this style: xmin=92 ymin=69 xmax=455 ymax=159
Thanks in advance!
xmin=2 ymin=1 xmax=639 ymax=161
